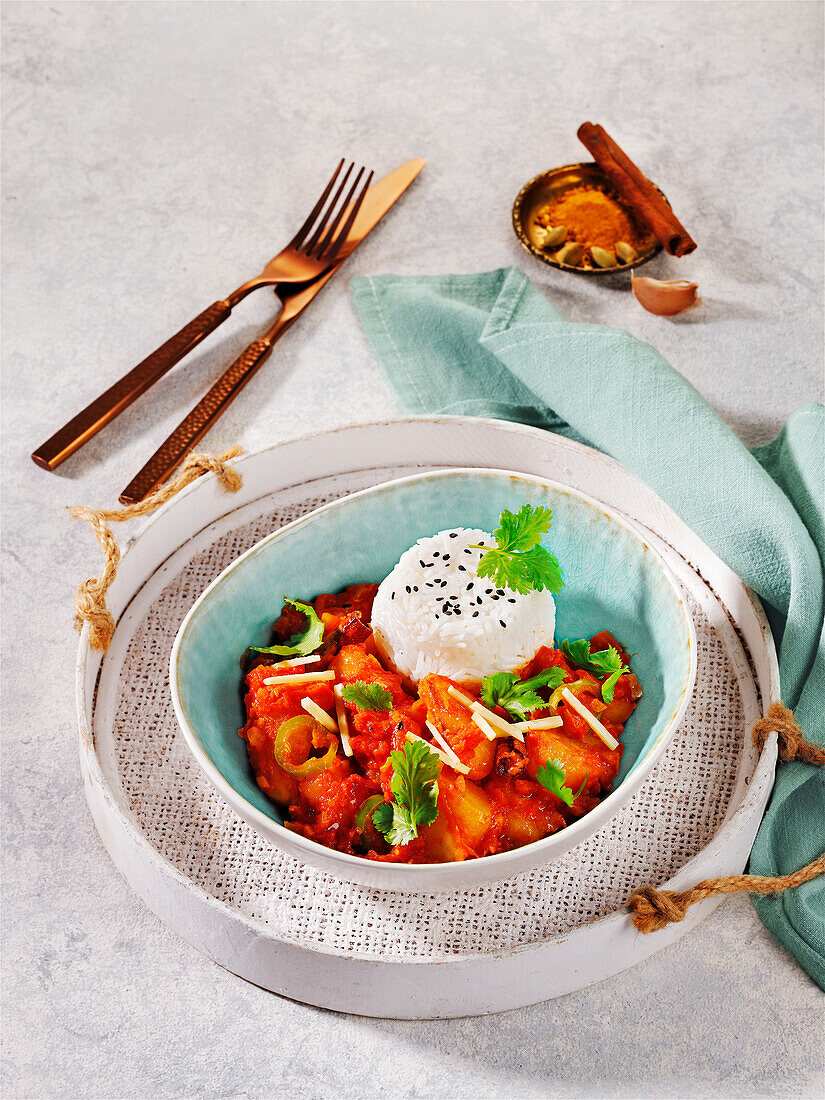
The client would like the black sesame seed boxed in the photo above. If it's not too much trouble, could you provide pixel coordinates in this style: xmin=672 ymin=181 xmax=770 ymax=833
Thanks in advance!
xmin=449 ymin=532 xmax=458 ymax=538
xmin=391 ymin=592 xmax=395 ymax=600
xmin=442 ymin=555 xmax=450 ymax=562
xmin=467 ymin=582 xmax=474 ymax=590
xmin=457 ymin=565 xmax=466 ymax=572
xmin=433 ymin=551 xmax=440 ymax=557
xmin=492 ymin=594 xmax=500 ymax=601
xmin=497 ymin=589 xmax=505 ymax=595
xmin=472 ymin=611 xmax=480 ymax=617
xmin=405 ymin=585 xmax=411 ymax=593
xmin=500 ymin=620 xmax=506 ymax=628
xmin=485 ymin=588 xmax=493 ymax=594
xmin=419 ymin=560 xmax=426 ymax=567
xmin=436 ymin=595 xmax=444 ymax=602
xmin=463 ymin=548 xmax=473 ymax=555
xmin=413 ymin=586 xmax=419 ymax=592
xmin=508 ymin=598 xmax=517 ymax=604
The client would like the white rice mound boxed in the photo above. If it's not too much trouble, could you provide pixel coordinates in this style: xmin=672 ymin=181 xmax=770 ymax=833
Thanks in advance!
xmin=370 ymin=527 xmax=557 ymax=687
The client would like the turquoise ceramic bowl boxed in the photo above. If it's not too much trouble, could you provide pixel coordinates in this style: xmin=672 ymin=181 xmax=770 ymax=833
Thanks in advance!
xmin=171 ymin=469 xmax=696 ymax=890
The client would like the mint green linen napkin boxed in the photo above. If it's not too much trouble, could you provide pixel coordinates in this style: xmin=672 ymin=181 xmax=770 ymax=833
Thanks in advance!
xmin=351 ymin=267 xmax=825 ymax=987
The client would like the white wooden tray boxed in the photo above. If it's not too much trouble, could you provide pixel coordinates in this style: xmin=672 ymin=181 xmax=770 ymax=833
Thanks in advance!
xmin=77 ymin=418 xmax=779 ymax=1018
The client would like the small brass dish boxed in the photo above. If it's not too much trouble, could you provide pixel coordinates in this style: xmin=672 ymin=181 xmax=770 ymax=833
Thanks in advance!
xmin=512 ymin=162 xmax=665 ymax=276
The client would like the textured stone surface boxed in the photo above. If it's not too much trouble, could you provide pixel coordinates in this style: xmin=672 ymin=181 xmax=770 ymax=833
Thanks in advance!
xmin=1 ymin=2 xmax=823 ymax=1097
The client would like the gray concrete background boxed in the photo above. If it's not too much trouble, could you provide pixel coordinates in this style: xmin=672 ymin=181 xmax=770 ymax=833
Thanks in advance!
xmin=2 ymin=2 xmax=823 ymax=1097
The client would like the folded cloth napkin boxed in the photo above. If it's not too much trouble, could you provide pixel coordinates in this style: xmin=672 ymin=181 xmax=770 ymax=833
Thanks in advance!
xmin=352 ymin=267 xmax=825 ymax=988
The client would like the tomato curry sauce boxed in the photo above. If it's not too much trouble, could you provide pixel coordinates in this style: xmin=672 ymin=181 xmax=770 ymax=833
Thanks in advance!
xmin=239 ymin=584 xmax=641 ymax=864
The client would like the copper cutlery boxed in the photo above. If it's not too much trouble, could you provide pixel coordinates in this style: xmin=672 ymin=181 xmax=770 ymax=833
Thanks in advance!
xmin=32 ymin=160 xmax=377 ymax=472
xmin=118 ymin=158 xmax=425 ymax=504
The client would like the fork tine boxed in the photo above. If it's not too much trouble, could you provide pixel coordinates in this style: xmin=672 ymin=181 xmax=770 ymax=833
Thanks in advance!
xmin=314 ymin=166 xmax=365 ymax=259
xmin=320 ymin=169 xmax=375 ymax=262
xmin=304 ymin=162 xmax=354 ymax=254
xmin=288 ymin=159 xmax=345 ymax=249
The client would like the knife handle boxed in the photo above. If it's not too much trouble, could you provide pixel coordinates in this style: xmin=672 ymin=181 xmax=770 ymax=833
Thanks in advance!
xmin=31 ymin=298 xmax=233 ymax=471
xmin=118 ymin=333 xmax=277 ymax=504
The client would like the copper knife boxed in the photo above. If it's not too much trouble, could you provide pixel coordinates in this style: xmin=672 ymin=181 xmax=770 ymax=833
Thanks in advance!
xmin=118 ymin=158 xmax=425 ymax=504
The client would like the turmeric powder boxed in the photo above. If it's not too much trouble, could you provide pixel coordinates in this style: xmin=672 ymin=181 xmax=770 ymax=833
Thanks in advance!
xmin=536 ymin=185 xmax=654 ymax=268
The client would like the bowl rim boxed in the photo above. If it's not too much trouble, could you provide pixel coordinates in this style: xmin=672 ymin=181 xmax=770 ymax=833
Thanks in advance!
xmin=170 ymin=466 xmax=697 ymax=882
xmin=511 ymin=160 xmax=665 ymax=275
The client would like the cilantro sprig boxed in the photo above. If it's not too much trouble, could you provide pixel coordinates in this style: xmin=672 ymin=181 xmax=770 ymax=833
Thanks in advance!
xmin=250 ymin=597 xmax=324 ymax=658
xmin=372 ymin=740 xmax=441 ymax=846
xmin=561 ymin=638 xmax=629 ymax=703
xmin=481 ymin=667 xmax=566 ymax=721
xmin=535 ymin=758 xmax=588 ymax=807
xmin=472 ymin=504 xmax=564 ymax=596
xmin=341 ymin=681 xmax=394 ymax=712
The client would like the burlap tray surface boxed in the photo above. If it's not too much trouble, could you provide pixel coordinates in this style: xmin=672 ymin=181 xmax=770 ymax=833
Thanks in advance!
xmin=111 ymin=487 xmax=744 ymax=959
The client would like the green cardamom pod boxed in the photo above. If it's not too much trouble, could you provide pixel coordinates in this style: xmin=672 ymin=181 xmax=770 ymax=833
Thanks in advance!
xmin=615 ymin=241 xmax=638 ymax=264
xmin=591 ymin=246 xmax=618 ymax=268
xmin=556 ymin=241 xmax=584 ymax=266
xmin=534 ymin=224 xmax=567 ymax=250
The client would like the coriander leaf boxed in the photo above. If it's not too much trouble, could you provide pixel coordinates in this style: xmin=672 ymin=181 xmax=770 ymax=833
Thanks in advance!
xmin=481 ymin=672 xmax=519 ymax=710
xmin=561 ymin=638 xmax=591 ymax=668
xmin=562 ymin=638 xmax=625 ymax=676
xmin=535 ymin=758 xmax=588 ymax=807
xmin=371 ymin=802 xmax=418 ymax=847
xmin=481 ymin=667 xmax=566 ymax=720
xmin=372 ymin=740 xmax=440 ymax=846
xmin=601 ymin=669 xmax=623 ymax=704
xmin=591 ymin=645 xmax=626 ymax=676
xmin=477 ymin=548 xmax=533 ymax=594
xmin=388 ymin=739 xmax=441 ymax=813
xmin=516 ymin=545 xmax=565 ymax=594
xmin=250 ymin=597 xmax=324 ymax=657
xmin=475 ymin=505 xmax=564 ymax=596
xmin=493 ymin=504 xmax=553 ymax=553
xmin=561 ymin=638 xmax=629 ymax=702
xmin=341 ymin=681 xmax=394 ymax=712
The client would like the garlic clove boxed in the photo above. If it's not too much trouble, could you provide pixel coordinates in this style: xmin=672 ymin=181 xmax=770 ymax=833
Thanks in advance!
xmin=632 ymin=275 xmax=701 ymax=316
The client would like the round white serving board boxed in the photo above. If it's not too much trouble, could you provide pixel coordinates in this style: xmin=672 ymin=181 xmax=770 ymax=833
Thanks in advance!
xmin=77 ymin=417 xmax=779 ymax=1019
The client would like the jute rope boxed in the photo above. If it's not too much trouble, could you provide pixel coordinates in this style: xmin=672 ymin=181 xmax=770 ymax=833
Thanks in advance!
xmin=70 ymin=446 xmax=243 ymax=651
xmin=627 ymin=702 xmax=825 ymax=932
xmin=70 ymin=454 xmax=823 ymax=929
xmin=752 ymin=701 xmax=825 ymax=766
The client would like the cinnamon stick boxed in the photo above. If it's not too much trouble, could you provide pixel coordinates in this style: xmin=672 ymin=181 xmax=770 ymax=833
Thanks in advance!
xmin=577 ymin=122 xmax=697 ymax=257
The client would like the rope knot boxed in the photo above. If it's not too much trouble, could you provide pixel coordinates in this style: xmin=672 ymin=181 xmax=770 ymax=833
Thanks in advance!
xmin=74 ymin=578 xmax=116 ymax=650
xmin=626 ymin=885 xmax=689 ymax=933
xmin=627 ymin=710 xmax=825 ymax=934
xmin=181 ymin=447 xmax=243 ymax=493
xmin=752 ymin=702 xmax=825 ymax=765
xmin=71 ymin=446 xmax=243 ymax=652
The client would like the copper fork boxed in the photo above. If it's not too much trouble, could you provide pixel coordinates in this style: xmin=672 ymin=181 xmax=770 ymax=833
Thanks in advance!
xmin=31 ymin=160 xmax=372 ymax=471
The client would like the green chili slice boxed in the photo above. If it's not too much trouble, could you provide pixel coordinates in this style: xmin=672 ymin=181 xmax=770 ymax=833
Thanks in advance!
xmin=548 ymin=679 xmax=600 ymax=713
xmin=355 ymin=794 xmax=385 ymax=832
xmin=274 ymin=714 xmax=337 ymax=779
